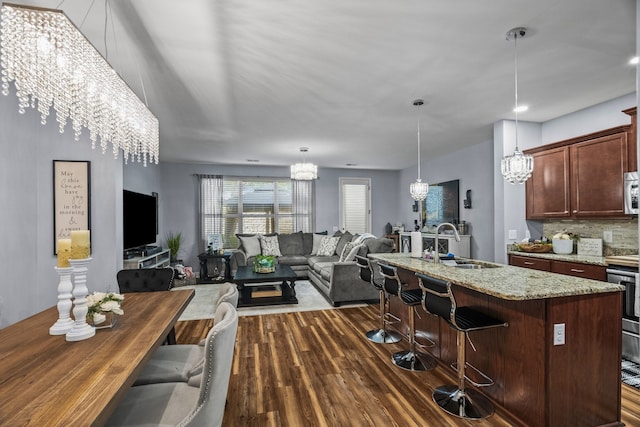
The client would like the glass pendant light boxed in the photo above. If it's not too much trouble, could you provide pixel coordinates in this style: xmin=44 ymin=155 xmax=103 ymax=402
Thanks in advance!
xmin=291 ymin=147 xmax=318 ymax=180
xmin=501 ymin=27 xmax=534 ymax=184
xmin=410 ymin=99 xmax=429 ymax=201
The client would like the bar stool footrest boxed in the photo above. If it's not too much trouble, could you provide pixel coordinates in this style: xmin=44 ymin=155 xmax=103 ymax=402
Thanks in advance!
xmin=414 ymin=331 xmax=436 ymax=349
xmin=451 ymin=362 xmax=495 ymax=387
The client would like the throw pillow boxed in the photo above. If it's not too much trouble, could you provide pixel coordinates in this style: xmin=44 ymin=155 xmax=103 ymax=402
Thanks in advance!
xmin=259 ymin=234 xmax=282 ymax=257
xmin=237 ymin=235 xmax=261 ymax=258
xmin=343 ymin=243 xmax=365 ymax=262
xmin=317 ymin=236 xmax=340 ymax=256
xmin=334 ymin=230 xmax=353 ymax=256
xmin=311 ymin=233 xmax=326 ymax=255
xmin=278 ymin=232 xmax=303 ymax=256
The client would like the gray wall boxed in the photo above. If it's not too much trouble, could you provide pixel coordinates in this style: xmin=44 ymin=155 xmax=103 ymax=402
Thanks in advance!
xmin=1 ymin=86 xmax=124 ymax=328
xmin=125 ymin=163 xmax=400 ymax=272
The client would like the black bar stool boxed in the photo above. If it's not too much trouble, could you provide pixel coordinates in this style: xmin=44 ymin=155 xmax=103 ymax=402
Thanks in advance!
xmin=416 ymin=272 xmax=507 ymax=420
xmin=355 ymin=256 xmax=401 ymax=344
xmin=378 ymin=263 xmax=437 ymax=371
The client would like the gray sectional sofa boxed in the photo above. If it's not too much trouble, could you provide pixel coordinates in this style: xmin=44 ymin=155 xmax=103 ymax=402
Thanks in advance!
xmin=229 ymin=230 xmax=395 ymax=306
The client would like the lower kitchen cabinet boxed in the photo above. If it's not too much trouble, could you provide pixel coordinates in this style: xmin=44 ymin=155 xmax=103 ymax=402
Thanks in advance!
xmin=509 ymin=254 xmax=606 ymax=281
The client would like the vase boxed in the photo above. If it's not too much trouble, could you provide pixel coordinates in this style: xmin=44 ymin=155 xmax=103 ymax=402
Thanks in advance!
xmin=89 ymin=311 xmax=118 ymax=330
xmin=552 ymin=239 xmax=573 ymax=255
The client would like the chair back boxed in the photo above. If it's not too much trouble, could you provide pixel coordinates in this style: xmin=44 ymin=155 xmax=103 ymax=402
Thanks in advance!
xmin=186 ymin=302 xmax=238 ymax=426
xmin=215 ymin=283 xmax=239 ymax=308
xmin=378 ymin=263 xmax=402 ymax=296
xmin=355 ymin=255 xmax=373 ymax=283
xmin=116 ymin=268 xmax=175 ymax=293
xmin=416 ymin=272 xmax=455 ymax=323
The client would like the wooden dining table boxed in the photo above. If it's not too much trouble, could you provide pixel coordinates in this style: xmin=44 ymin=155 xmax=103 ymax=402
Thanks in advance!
xmin=0 ymin=289 xmax=194 ymax=427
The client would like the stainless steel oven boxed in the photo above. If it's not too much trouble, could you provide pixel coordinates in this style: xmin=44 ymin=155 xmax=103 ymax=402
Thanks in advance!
xmin=607 ymin=265 xmax=640 ymax=363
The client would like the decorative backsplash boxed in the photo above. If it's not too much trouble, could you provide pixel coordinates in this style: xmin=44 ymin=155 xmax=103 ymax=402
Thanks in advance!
xmin=541 ymin=219 xmax=638 ymax=256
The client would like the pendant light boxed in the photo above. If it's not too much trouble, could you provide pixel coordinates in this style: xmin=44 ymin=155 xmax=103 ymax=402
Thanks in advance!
xmin=410 ymin=99 xmax=429 ymax=201
xmin=290 ymin=147 xmax=318 ymax=180
xmin=501 ymin=27 xmax=534 ymax=184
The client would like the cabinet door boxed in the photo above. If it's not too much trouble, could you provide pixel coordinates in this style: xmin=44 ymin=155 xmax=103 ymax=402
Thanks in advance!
xmin=526 ymin=146 xmax=571 ymax=219
xmin=550 ymin=260 xmax=606 ymax=281
xmin=509 ymin=254 xmax=551 ymax=271
xmin=570 ymin=132 xmax=627 ymax=217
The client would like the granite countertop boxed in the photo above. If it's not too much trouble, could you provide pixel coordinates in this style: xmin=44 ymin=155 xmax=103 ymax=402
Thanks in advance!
xmin=369 ymin=253 xmax=623 ymax=301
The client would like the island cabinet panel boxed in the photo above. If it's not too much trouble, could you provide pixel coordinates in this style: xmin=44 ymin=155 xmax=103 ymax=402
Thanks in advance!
xmin=570 ymin=132 xmax=628 ymax=217
xmin=546 ymin=293 xmax=622 ymax=426
xmin=526 ymin=146 xmax=571 ymax=219
xmin=384 ymin=266 xmax=622 ymax=427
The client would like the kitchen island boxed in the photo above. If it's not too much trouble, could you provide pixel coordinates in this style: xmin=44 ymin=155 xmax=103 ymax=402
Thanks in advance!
xmin=369 ymin=253 xmax=624 ymax=427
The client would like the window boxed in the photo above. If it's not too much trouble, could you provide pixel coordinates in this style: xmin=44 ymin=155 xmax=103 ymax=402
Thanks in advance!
xmin=199 ymin=176 xmax=314 ymax=249
xmin=339 ymin=177 xmax=370 ymax=234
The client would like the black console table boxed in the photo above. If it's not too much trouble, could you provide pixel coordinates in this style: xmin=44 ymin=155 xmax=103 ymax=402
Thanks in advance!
xmin=197 ymin=252 xmax=231 ymax=283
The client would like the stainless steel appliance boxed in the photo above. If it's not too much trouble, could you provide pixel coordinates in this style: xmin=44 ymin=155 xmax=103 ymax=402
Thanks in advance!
xmin=624 ymin=171 xmax=638 ymax=215
xmin=607 ymin=265 xmax=640 ymax=363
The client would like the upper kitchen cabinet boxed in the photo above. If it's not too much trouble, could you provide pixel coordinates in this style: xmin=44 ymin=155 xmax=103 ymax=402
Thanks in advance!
xmin=525 ymin=110 xmax=635 ymax=219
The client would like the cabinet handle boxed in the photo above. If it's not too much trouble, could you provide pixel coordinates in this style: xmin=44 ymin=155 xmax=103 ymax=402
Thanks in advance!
xmin=572 ymin=210 xmax=577 ymax=213
xmin=524 ymin=262 xmax=535 ymax=265
xmin=570 ymin=268 xmax=585 ymax=273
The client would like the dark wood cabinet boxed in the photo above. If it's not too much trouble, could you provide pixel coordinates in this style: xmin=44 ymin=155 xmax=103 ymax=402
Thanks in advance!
xmin=509 ymin=254 xmax=606 ymax=281
xmin=525 ymin=115 xmax=633 ymax=219
xmin=624 ymin=106 xmax=637 ymax=172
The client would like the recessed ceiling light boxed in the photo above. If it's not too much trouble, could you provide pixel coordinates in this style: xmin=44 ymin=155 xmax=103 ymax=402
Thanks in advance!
xmin=247 ymin=159 xmax=259 ymax=162
xmin=513 ymin=105 xmax=528 ymax=113
xmin=346 ymin=163 xmax=357 ymax=167
xmin=629 ymin=56 xmax=639 ymax=65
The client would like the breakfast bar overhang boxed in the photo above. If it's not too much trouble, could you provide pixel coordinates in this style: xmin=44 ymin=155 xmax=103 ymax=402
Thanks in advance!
xmin=369 ymin=253 xmax=624 ymax=427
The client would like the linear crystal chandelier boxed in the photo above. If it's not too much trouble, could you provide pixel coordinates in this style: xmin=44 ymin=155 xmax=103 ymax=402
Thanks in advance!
xmin=291 ymin=147 xmax=318 ymax=180
xmin=0 ymin=3 xmax=159 ymax=165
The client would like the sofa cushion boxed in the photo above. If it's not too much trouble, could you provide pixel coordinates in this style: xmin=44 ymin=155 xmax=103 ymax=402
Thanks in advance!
xmin=364 ymin=237 xmax=394 ymax=254
xmin=278 ymin=232 xmax=303 ymax=256
xmin=259 ymin=235 xmax=282 ymax=256
xmin=237 ymin=235 xmax=261 ymax=258
xmin=303 ymin=231 xmax=327 ymax=255
xmin=277 ymin=255 xmax=309 ymax=267
xmin=317 ymin=236 xmax=340 ymax=256
xmin=308 ymin=255 xmax=339 ymax=272
xmin=334 ymin=231 xmax=353 ymax=256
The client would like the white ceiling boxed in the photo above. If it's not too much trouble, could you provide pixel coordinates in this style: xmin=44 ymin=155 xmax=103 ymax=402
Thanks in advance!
xmin=6 ymin=0 xmax=637 ymax=170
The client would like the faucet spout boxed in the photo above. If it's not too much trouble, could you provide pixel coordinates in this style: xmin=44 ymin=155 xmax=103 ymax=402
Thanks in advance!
xmin=434 ymin=222 xmax=461 ymax=263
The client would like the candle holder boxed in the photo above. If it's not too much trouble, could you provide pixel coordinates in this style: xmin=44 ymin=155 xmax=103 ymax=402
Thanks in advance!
xmin=66 ymin=257 xmax=96 ymax=342
xmin=49 ymin=266 xmax=75 ymax=335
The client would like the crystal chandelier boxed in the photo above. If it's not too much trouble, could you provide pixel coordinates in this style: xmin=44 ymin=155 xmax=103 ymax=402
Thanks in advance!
xmin=410 ymin=99 xmax=428 ymax=201
xmin=501 ymin=27 xmax=533 ymax=184
xmin=291 ymin=147 xmax=317 ymax=180
xmin=0 ymin=4 xmax=159 ymax=165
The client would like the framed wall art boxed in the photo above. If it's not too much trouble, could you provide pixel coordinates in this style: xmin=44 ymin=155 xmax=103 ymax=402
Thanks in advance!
xmin=53 ymin=160 xmax=91 ymax=254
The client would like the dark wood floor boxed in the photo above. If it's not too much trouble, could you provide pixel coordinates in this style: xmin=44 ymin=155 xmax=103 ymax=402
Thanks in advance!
xmin=175 ymin=305 xmax=640 ymax=426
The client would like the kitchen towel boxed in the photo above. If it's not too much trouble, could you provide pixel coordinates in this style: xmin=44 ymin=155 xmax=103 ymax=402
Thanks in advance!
xmin=411 ymin=231 xmax=423 ymax=258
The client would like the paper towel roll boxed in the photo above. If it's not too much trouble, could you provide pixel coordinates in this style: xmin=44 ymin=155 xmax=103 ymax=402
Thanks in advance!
xmin=411 ymin=231 xmax=423 ymax=258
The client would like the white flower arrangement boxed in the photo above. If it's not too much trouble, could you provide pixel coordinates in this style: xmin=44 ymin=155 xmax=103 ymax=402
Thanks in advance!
xmin=87 ymin=292 xmax=125 ymax=325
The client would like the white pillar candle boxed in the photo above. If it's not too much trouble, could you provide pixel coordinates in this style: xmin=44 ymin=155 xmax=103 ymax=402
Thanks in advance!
xmin=57 ymin=238 xmax=72 ymax=267
xmin=70 ymin=230 xmax=91 ymax=260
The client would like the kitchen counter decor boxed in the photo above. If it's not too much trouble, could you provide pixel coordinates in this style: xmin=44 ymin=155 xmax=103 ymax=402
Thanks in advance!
xmin=253 ymin=255 xmax=276 ymax=273
xmin=514 ymin=242 xmax=553 ymax=253
xmin=552 ymin=231 xmax=579 ymax=255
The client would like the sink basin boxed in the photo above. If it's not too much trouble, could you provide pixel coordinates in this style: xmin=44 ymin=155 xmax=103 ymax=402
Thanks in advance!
xmin=442 ymin=260 xmax=503 ymax=269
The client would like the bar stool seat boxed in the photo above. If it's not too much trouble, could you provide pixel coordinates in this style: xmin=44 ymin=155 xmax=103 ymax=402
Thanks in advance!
xmin=379 ymin=263 xmax=437 ymax=371
xmin=417 ymin=272 xmax=507 ymax=420
xmin=355 ymin=255 xmax=401 ymax=344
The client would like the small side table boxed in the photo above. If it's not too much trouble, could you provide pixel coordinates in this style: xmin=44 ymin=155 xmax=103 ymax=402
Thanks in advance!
xmin=198 ymin=252 xmax=232 ymax=283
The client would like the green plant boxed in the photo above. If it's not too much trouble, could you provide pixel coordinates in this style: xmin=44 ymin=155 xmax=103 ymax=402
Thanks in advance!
xmin=166 ymin=231 xmax=182 ymax=261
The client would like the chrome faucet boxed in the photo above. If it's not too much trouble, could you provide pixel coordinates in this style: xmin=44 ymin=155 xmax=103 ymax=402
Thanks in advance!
xmin=434 ymin=222 xmax=461 ymax=263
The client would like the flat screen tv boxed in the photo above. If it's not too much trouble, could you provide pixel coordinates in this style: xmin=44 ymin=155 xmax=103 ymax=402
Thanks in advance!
xmin=422 ymin=179 xmax=459 ymax=228
xmin=123 ymin=190 xmax=157 ymax=250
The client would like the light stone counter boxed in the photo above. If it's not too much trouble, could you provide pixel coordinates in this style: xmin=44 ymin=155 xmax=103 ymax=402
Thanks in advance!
xmin=507 ymin=249 xmax=607 ymax=266
xmin=369 ymin=253 xmax=622 ymax=301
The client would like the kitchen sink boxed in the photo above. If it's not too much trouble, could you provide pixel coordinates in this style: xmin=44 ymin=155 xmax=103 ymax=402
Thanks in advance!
xmin=441 ymin=259 xmax=503 ymax=269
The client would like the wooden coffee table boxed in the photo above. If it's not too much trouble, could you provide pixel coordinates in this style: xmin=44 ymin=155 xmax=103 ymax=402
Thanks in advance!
xmin=233 ymin=264 xmax=298 ymax=307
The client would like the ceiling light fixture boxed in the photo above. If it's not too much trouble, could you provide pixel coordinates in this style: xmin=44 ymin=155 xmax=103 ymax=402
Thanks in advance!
xmin=290 ymin=147 xmax=317 ymax=180
xmin=0 ymin=4 xmax=159 ymax=165
xmin=629 ymin=56 xmax=639 ymax=65
xmin=409 ymin=99 xmax=429 ymax=201
xmin=501 ymin=27 xmax=534 ymax=184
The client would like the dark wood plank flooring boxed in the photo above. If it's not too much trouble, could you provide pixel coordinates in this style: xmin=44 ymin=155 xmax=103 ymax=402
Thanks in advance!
xmin=175 ymin=305 xmax=640 ymax=426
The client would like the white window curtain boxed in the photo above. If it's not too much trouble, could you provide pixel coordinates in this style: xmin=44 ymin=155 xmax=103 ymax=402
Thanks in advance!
xmin=292 ymin=179 xmax=315 ymax=232
xmin=198 ymin=174 xmax=223 ymax=251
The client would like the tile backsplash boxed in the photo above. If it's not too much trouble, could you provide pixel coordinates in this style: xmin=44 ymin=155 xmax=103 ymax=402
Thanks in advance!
xmin=538 ymin=219 xmax=638 ymax=256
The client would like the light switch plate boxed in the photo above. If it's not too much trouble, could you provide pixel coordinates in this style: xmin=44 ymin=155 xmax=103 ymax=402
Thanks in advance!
xmin=508 ymin=229 xmax=517 ymax=240
xmin=553 ymin=323 xmax=565 ymax=346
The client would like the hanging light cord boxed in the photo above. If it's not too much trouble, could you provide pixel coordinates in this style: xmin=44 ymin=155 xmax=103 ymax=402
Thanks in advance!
xmin=416 ymin=107 xmax=421 ymax=180
xmin=513 ymin=32 xmax=520 ymax=152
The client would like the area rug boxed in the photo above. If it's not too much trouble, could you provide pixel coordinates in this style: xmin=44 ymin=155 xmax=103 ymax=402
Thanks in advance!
xmin=173 ymin=280 xmax=367 ymax=320
xmin=622 ymin=358 xmax=640 ymax=389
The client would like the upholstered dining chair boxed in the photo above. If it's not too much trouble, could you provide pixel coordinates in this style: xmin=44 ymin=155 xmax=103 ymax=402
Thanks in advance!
xmin=133 ymin=283 xmax=239 ymax=386
xmin=116 ymin=267 xmax=177 ymax=344
xmin=106 ymin=302 xmax=239 ymax=427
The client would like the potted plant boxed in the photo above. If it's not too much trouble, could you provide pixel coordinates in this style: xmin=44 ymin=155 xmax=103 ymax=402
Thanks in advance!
xmin=166 ymin=231 xmax=182 ymax=263
xmin=552 ymin=231 xmax=580 ymax=255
